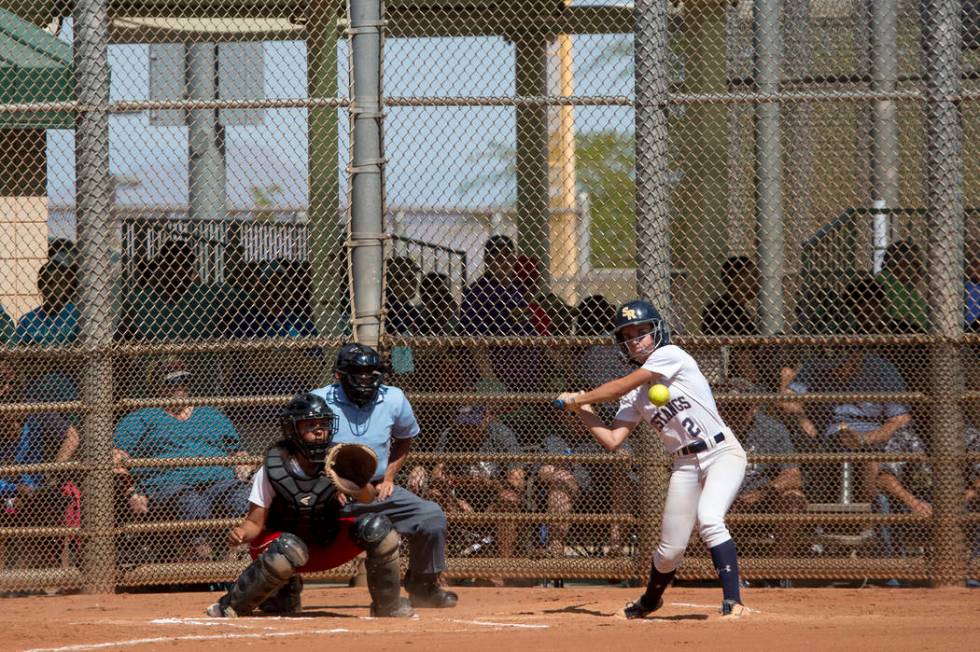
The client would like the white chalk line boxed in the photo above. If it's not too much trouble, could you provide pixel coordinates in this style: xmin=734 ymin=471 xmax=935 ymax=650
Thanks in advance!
xmin=23 ymin=628 xmax=352 ymax=652
xmin=450 ymin=619 xmax=549 ymax=629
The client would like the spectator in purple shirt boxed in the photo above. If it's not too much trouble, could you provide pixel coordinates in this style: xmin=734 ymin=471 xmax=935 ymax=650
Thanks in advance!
xmin=460 ymin=235 xmax=540 ymax=392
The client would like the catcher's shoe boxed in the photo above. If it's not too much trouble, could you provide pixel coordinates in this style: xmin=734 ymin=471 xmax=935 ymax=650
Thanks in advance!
xmin=371 ymin=596 xmax=416 ymax=618
xmin=206 ymin=601 xmax=237 ymax=618
xmin=619 ymin=596 xmax=663 ymax=619
xmin=721 ymin=599 xmax=747 ymax=617
xmin=405 ymin=572 xmax=458 ymax=608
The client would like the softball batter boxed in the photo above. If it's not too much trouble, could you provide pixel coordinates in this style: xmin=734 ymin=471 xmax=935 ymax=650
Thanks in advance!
xmin=557 ymin=299 xmax=748 ymax=618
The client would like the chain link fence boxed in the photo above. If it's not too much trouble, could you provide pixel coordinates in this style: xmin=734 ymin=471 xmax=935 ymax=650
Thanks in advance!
xmin=0 ymin=0 xmax=977 ymax=593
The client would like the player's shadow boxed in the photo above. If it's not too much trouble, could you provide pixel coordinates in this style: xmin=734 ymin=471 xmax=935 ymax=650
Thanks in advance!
xmin=541 ymin=603 xmax=611 ymax=617
xmin=644 ymin=614 xmax=709 ymax=622
xmin=290 ymin=605 xmax=364 ymax=618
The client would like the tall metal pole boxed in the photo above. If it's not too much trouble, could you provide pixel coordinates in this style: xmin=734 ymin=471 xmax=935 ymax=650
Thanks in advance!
xmin=753 ymin=0 xmax=785 ymax=334
xmin=921 ymin=0 xmax=967 ymax=587
xmin=632 ymin=0 xmax=671 ymax=579
xmin=74 ymin=0 xmax=116 ymax=593
xmin=514 ymin=32 xmax=551 ymax=278
xmin=186 ymin=43 xmax=226 ymax=223
xmin=633 ymin=0 xmax=672 ymax=317
xmin=308 ymin=1 xmax=344 ymax=343
xmin=869 ymin=0 xmax=899 ymax=272
xmin=348 ymin=0 xmax=386 ymax=347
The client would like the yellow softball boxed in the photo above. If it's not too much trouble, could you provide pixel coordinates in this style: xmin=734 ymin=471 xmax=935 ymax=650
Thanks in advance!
xmin=648 ymin=383 xmax=670 ymax=407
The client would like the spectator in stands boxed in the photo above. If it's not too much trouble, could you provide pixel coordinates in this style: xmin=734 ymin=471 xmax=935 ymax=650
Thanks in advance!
xmin=0 ymin=359 xmax=80 ymax=568
xmin=406 ymin=404 xmax=525 ymax=562
xmin=0 ymin=303 xmax=14 ymax=344
xmin=878 ymin=240 xmax=927 ymax=333
xmin=534 ymin=410 xmax=635 ymax=558
xmin=719 ymin=378 xmax=806 ymax=558
xmin=16 ymin=260 xmax=80 ymax=346
xmin=385 ymin=256 xmax=422 ymax=336
xmin=573 ymin=295 xmax=627 ymax=422
xmin=460 ymin=235 xmax=541 ymax=392
xmin=417 ymin=271 xmax=459 ymax=336
xmin=873 ymin=426 xmax=932 ymax=563
xmin=112 ymin=356 xmax=251 ymax=561
xmin=701 ymin=256 xmax=769 ymax=387
xmin=966 ymin=245 xmax=980 ymax=332
xmin=779 ymin=278 xmax=913 ymax=503
xmin=227 ymin=260 xmax=322 ymax=451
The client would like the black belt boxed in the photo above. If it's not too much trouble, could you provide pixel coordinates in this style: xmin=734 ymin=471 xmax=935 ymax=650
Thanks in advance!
xmin=674 ymin=433 xmax=726 ymax=457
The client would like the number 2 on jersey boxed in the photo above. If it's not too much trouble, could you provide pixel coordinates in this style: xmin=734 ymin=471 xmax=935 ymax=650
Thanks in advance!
xmin=681 ymin=417 xmax=702 ymax=439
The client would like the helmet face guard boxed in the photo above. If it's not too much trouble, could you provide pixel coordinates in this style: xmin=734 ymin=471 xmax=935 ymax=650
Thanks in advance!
xmin=613 ymin=300 xmax=671 ymax=366
xmin=334 ymin=343 xmax=385 ymax=407
xmin=281 ymin=393 xmax=338 ymax=461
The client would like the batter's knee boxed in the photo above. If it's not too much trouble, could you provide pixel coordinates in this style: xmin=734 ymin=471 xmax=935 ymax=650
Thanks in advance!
xmin=698 ymin=520 xmax=732 ymax=549
xmin=653 ymin=543 xmax=685 ymax=572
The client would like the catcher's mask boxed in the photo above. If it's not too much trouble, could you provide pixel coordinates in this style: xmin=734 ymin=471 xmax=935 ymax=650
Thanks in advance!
xmin=613 ymin=299 xmax=671 ymax=367
xmin=334 ymin=343 xmax=385 ymax=407
xmin=281 ymin=392 xmax=338 ymax=460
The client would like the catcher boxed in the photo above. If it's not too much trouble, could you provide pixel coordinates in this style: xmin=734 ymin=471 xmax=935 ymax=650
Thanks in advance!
xmin=207 ymin=392 xmax=414 ymax=618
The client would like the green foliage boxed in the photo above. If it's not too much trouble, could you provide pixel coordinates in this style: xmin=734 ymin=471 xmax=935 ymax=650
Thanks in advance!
xmin=575 ymin=131 xmax=635 ymax=268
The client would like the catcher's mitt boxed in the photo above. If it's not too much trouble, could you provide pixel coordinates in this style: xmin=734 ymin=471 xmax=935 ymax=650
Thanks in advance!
xmin=325 ymin=443 xmax=378 ymax=496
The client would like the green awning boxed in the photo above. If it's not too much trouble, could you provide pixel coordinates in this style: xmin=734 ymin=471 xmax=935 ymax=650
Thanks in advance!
xmin=0 ymin=8 xmax=73 ymax=129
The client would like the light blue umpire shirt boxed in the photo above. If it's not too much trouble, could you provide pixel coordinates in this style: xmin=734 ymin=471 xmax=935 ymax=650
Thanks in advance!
xmin=311 ymin=383 xmax=421 ymax=482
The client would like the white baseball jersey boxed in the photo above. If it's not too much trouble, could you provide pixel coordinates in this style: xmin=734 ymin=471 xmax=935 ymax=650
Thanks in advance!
xmin=615 ymin=344 xmax=735 ymax=455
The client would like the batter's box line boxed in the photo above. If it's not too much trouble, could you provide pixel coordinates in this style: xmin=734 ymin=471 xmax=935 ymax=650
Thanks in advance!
xmin=23 ymin=629 xmax=353 ymax=652
xmin=670 ymin=602 xmax=762 ymax=614
xmin=449 ymin=619 xmax=550 ymax=629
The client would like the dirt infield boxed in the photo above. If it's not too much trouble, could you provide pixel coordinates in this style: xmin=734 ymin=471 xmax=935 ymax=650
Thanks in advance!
xmin=2 ymin=586 xmax=977 ymax=651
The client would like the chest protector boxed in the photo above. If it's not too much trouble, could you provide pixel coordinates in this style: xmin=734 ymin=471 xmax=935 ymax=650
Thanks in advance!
xmin=264 ymin=446 xmax=343 ymax=547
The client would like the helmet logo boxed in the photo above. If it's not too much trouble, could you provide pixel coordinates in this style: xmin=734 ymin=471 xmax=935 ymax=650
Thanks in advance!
xmin=621 ymin=307 xmax=638 ymax=320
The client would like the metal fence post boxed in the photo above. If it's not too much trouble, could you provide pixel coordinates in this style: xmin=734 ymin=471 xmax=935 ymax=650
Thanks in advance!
xmin=633 ymin=0 xmax=672 ymax=316
xmin=74 ymin=0 xmax=117 ymax=593
xmin=753 ymin=0 xmax=785 ymax=335
xmin=348 ymin=0 xmax=386 ymax=347
xmin=922 ymin=0 xmax=967 ymax=587
xmin=869 ymin=0 xmax=899 ymax=272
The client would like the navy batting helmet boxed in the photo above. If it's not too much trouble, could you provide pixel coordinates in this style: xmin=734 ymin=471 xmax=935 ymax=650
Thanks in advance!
xmin=334 ymin=343 xmax=385 ymax=407
xmin=613 ymin=299 xmax=671 ymax=366
xmin=281 ymin=392 xmax=337 ymax=460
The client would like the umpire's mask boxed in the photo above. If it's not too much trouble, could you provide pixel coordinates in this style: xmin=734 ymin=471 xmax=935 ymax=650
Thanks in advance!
xmin=334 ymin=343 xmax=385 ymax=407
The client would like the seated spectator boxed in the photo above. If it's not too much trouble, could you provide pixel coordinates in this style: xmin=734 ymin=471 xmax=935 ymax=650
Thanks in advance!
xmin=966 ymin=245 xmax=980 ymax=332
xmin=701 ymin=256 xmax=763 ymax=385
xmin=535 ymin=411 xmax=636 ymax=558
xmin=112 ymin=356 xmax=251 ymax=561
xmin=874 ymin=427 xmax=932 ymax=560
xmin=0 ymin=302 xmax=14 ymax=344
xmin=0 ymin=360 xmax=80 ymax=568
xmin=385 ymin=256 xmax=422 ymax=336
xmin=118 ymin=240 xmax=235 ymax=397
xmin=384 ymin=256 xmax=422 ymax=378
xmin=877 ymin=240 xmax=927 ymax=333
xmin=417 ymin=271 xmax=459 ymax=336
xmin=16 ymin=260 xmax=80 ymax=346
xmin=460 ymin=235 xmax=541 ymax=392
xmin=227 ymin=261 xmax=322 ymax=451
xmin=573 ymin=295 xmax=627 ymax=422
xmin=780 ymin=278 xmax=913 ymax=503
xmin=718 ymin=378 xmax=806 ymax=558
xmin=406 ymin=404 xmax=525 ymax=561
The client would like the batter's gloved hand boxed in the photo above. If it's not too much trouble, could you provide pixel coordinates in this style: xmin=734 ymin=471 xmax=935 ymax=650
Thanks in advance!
xmin=325 ymin=443 xmax=378 ymax=496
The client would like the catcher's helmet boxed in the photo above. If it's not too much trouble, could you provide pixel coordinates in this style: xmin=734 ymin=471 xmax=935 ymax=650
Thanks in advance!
xmin=334 ymin=343 xmax=385 ymax=407
xmin=281 ymin=392 xmax=337 ymax=460
xmin=613 ymin=299 xmax=671 ymax=366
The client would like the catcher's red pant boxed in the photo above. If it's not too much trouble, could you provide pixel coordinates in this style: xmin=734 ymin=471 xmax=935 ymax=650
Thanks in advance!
xmin=249 ymin=517 xmax=362 ymax=573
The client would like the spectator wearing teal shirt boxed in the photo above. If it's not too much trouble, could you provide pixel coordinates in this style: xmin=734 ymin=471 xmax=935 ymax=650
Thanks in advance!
xmin=0 ymin=303 xmax=14 ymax=344
xmin=15 ymin=260 xmax=80 ymax=345
xmin=113 ymin=357 xmax=251 ymax=560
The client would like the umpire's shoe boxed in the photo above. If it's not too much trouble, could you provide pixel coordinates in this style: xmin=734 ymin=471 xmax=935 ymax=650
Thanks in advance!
xmin=405 ymin=572 xmax=458 ymax=608
xmin=620 ymin=596 xmax=663 ymax=619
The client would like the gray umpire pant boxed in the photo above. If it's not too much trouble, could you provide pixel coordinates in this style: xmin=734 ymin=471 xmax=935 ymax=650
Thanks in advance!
xmin=340 ymin=485 xmax=447 ymax=575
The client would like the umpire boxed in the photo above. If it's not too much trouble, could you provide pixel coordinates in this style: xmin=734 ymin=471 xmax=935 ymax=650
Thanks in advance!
xmin=312 ymin=343 xmax=458 ymax=608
